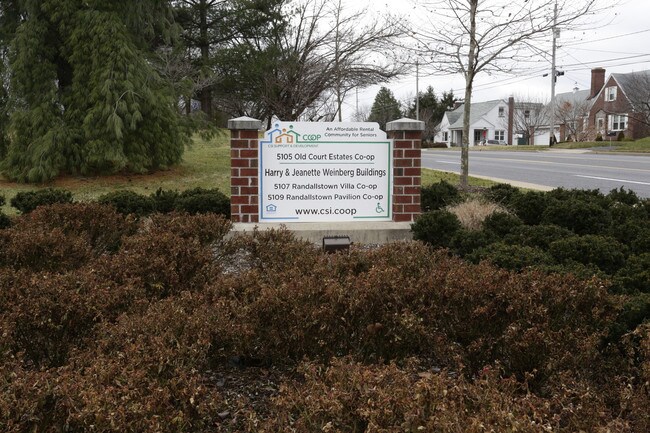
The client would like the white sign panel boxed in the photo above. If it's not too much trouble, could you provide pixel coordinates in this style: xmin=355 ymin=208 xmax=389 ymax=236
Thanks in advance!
xmin=259 ymin=122 xmax=393 ymax=222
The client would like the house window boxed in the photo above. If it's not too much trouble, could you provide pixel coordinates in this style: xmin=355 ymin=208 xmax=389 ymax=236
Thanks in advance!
xmin=495 ymin=130 xmax=505 ymax=141
xmin=524 ymin=110 xmax=531 ymax=119
xmin=605 ymin=86 xmax=617 ymax=102
xmin=443 ymin=132 xmax=448 ymax=141
xmin=597 ymin=118 xmax=604 ymax=130
xmin=608 ymin=114 xmax=628 ymax=131
xmin=498 ymin=107 xmax=505 ymax=117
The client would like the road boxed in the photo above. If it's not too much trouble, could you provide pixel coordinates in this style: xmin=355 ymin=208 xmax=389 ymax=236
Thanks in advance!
xmin=421 ymin=149 xmax=650 ymax=198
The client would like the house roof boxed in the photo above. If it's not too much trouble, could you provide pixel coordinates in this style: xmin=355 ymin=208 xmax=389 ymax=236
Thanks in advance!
xmin=555 ymin=89 xmax=591 ymax=107
xmin=447 ymin=99 xmax=505 ymax=129
xmin=611 ymin=70 xmax=650 ymax=93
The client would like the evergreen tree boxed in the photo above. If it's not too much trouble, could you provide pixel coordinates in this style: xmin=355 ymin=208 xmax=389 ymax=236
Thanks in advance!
xmin=1 ymin=0 xmax=186 ymax=182
xmin=173 ymin=0 xmax=285 ymax=121
xmin=406 ymin=86 xmax=456 ymax=142
xmin=368 ymin=87 xmax=402 ymax=131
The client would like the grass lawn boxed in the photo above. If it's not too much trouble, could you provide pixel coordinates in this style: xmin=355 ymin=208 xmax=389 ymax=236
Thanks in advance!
xmin=421 ymin=168 xmax=498 ymax=188
xmin=0 ymin=133 xmax=231 ymax=215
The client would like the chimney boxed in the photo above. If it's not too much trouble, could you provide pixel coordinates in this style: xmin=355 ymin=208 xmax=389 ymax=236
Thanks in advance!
xmin=453 ymin=100 xmax=463 ymax=110
xmin=590 ymin=68 xmax=606 ymax=99
xmin=508 ymin=96 xmax=514 ymax=145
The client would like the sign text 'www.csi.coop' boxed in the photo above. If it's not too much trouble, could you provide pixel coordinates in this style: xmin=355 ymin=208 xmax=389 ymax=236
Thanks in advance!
xmin=260 ymin=122 xmax=393 ymax=222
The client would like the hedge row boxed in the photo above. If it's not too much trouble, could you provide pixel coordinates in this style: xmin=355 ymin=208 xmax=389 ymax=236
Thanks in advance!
xmin=1 ymin=206 xmax=649 ymax=431
xmin=2 ymin=186 xmax=230 ymax=218
xmin=414 ymin=184 xmax=650 ymax=292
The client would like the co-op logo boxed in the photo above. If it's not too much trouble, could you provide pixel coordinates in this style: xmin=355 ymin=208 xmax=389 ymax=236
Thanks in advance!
xmin=302 ymin=134 xmax=322 ymax=141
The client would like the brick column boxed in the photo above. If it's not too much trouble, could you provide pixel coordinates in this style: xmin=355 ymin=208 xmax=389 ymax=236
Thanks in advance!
xmin=228 ymin=117 xmax=262 ymax=223
xmin=386 ymin=118 xmax=425 ymax=222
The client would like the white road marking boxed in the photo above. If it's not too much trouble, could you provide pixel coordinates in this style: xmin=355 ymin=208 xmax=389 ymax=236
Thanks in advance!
xmin=575 ymin=175 xmax=650 ymax=186
xmin=435 ymin=160 xmax=459 ymax=164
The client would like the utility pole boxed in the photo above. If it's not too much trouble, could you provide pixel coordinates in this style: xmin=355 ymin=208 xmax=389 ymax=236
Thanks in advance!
xmin=416 ymin=59 xmax=420 ymax=120
xmin=549 ymin=0 xmax=558 ymax=146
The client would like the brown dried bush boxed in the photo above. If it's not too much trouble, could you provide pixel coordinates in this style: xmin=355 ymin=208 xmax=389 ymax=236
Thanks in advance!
xmin=447 ymin=198 xmax=508 ymax=230
xmin=257 ymin=358 xmax=624 ymax=432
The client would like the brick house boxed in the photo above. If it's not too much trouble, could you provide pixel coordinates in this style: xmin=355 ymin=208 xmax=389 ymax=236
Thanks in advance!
xmin=555 ymin=67 xmax=650 ymax=141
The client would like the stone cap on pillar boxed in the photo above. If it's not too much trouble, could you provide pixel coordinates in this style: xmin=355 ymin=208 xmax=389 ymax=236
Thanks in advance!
xmin=386 ymin=118 xmax=425 ymax=132
xmin=227 ymin=116 xmax=262 ymax=130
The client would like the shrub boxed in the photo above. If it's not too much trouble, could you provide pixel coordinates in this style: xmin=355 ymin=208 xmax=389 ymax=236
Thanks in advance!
xmin=451 ymin=228 xmax=497 ymax=257
xmin=150 ymin=187 xmax=180 ymax=213
xmin=509 ymin=191 xmax=549 ymax=225
xmin=0 ymin=213 xmax=10 ymax=229
xmin=0 ymin=194 xmax=4 ymax=206
xmin=0 ymin=226 xmax=92 ymax=272
xmin=617 ymin=131 xmax=625 ymax=141
xmin=504 ymin=224 xmax=574 ymax=250
xmin=606 ymin=293 xmax=650 ymax=344
xmin=549 ymin=235 xmax=628 ymax=275
xmin=411 ymin=210 xmax=461 ymax=248
xmin=481 ymin=211 xmax=523 ymax=237
xmin=18 ymin=203 xmax=136 ymax=253
xmin=613 ymin=253 xmax=650 ymax=294
xmin=174 ymin=187 xmax=230 ymax=216
xmin=467 ymin=242 xmax=553 ymax=271
xmin=607 ymin=186 xmax=640 ymax=206
xmin=484 ymin=183 xmax=521 ymax=205
xmin=595 ymin=132 xmax=603 ymax=141
xmin=541 ymin=198 xmax=611 ymax=235
xmin=420 ymin=180 xmax=460 ymax=211
xmin=97 ymin=190 xmax=156 ymax=216
xmin=10 ymin=188 xmax=73 ymax=214
xmin=447 ymin=199 xmax=508 ymax=231
xmin=260 ymin=358 xmax=619 ymax=433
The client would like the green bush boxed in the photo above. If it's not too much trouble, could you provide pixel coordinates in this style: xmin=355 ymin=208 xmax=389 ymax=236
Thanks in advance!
xmin=467 ymin=242 xmax=553 ymax=271
xmin=613 ymin=254 xmax=650 ymax=294
xmin=510 ymin=191 xmax=549 ymax=225
xmin=606 ymin=293 xmax=650 ymax=344
xmin=549 ymin=235 xmax=628 ymax=275
xmin=607 ymin=187 xmax=640 ymax=206
xmin=97 ymin=190 xmax=156 ymax=216
xmin=541 ymin=198 xmax=611 ymax=235
xmin=451 ymin=228 xmax=497 ymax=257
xmin=411 ymin=210 xmax=462 ymax=248
xmin=420 ymin=180 xmax=460 ymax=211
xmin=150 ymin=187 xmax=180 ymax=213
xmin=595 ymin=132 xmax=603 ymax=141
xmin=484 ymin=183 xmax=521 ymax=206
xmin=503 ymin=224 xmax=573 ymax=250
xmin=617 ymin=131 xmax=625 ymax=141
xmin=174 ymin=187 xmax=230 ymax=216
xmin=481 ymin=211 xmax=523 ymax=237
xmin=10 ymin=188 xmax=73 ymax=214
xmin=0 ymin=213 xmax=10 ymax=229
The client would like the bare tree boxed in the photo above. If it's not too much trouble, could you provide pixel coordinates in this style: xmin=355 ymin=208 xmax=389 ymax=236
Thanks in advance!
xmin=262 ymin=0 xmax=406 ymax=124
xmin=411 ymin=0 xmax=608 ymax=186
xmin=505 ymin=96 xmax=549 ymax=145
xmin=555 ymin=98 xmax=591 ymax=141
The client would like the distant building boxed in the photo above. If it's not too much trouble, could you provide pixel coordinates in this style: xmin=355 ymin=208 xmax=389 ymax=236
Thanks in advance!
xmin=435 ymin=99 xmax=514 ymax=147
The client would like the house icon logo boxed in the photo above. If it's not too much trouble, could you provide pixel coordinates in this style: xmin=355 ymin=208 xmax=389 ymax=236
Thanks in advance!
xmin=261 ymin=124 xmax=300 ymax=145
xmin=266 ymin=204 xmax=277 ymax=213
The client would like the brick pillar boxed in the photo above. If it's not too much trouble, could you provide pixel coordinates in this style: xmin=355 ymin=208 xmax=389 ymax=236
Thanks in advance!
xmin=386 ymin=118 xmax=425 ymax=222
xmin=228 ymin=116 xmax=262 ymax=223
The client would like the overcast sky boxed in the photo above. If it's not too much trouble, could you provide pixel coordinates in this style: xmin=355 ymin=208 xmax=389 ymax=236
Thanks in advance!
xmin=342 ymin=0 xmax=650 ymax=120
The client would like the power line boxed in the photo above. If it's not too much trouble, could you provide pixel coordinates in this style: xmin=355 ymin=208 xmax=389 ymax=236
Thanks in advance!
xmin=562 ymin=28 xmax=650 ymax=47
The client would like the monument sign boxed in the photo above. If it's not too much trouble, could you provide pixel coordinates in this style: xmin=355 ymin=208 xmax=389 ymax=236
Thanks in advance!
xmin=259 ymin=122 xmax=393 ymax=222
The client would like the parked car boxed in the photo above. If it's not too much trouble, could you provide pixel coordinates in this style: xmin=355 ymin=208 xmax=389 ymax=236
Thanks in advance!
xmin=480 ymin=139 xmax=508 ymax=145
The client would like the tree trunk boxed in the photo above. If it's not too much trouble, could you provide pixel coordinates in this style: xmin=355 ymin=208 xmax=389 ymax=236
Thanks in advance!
xmin=460 ymin=0 xmax=478 ymax=188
